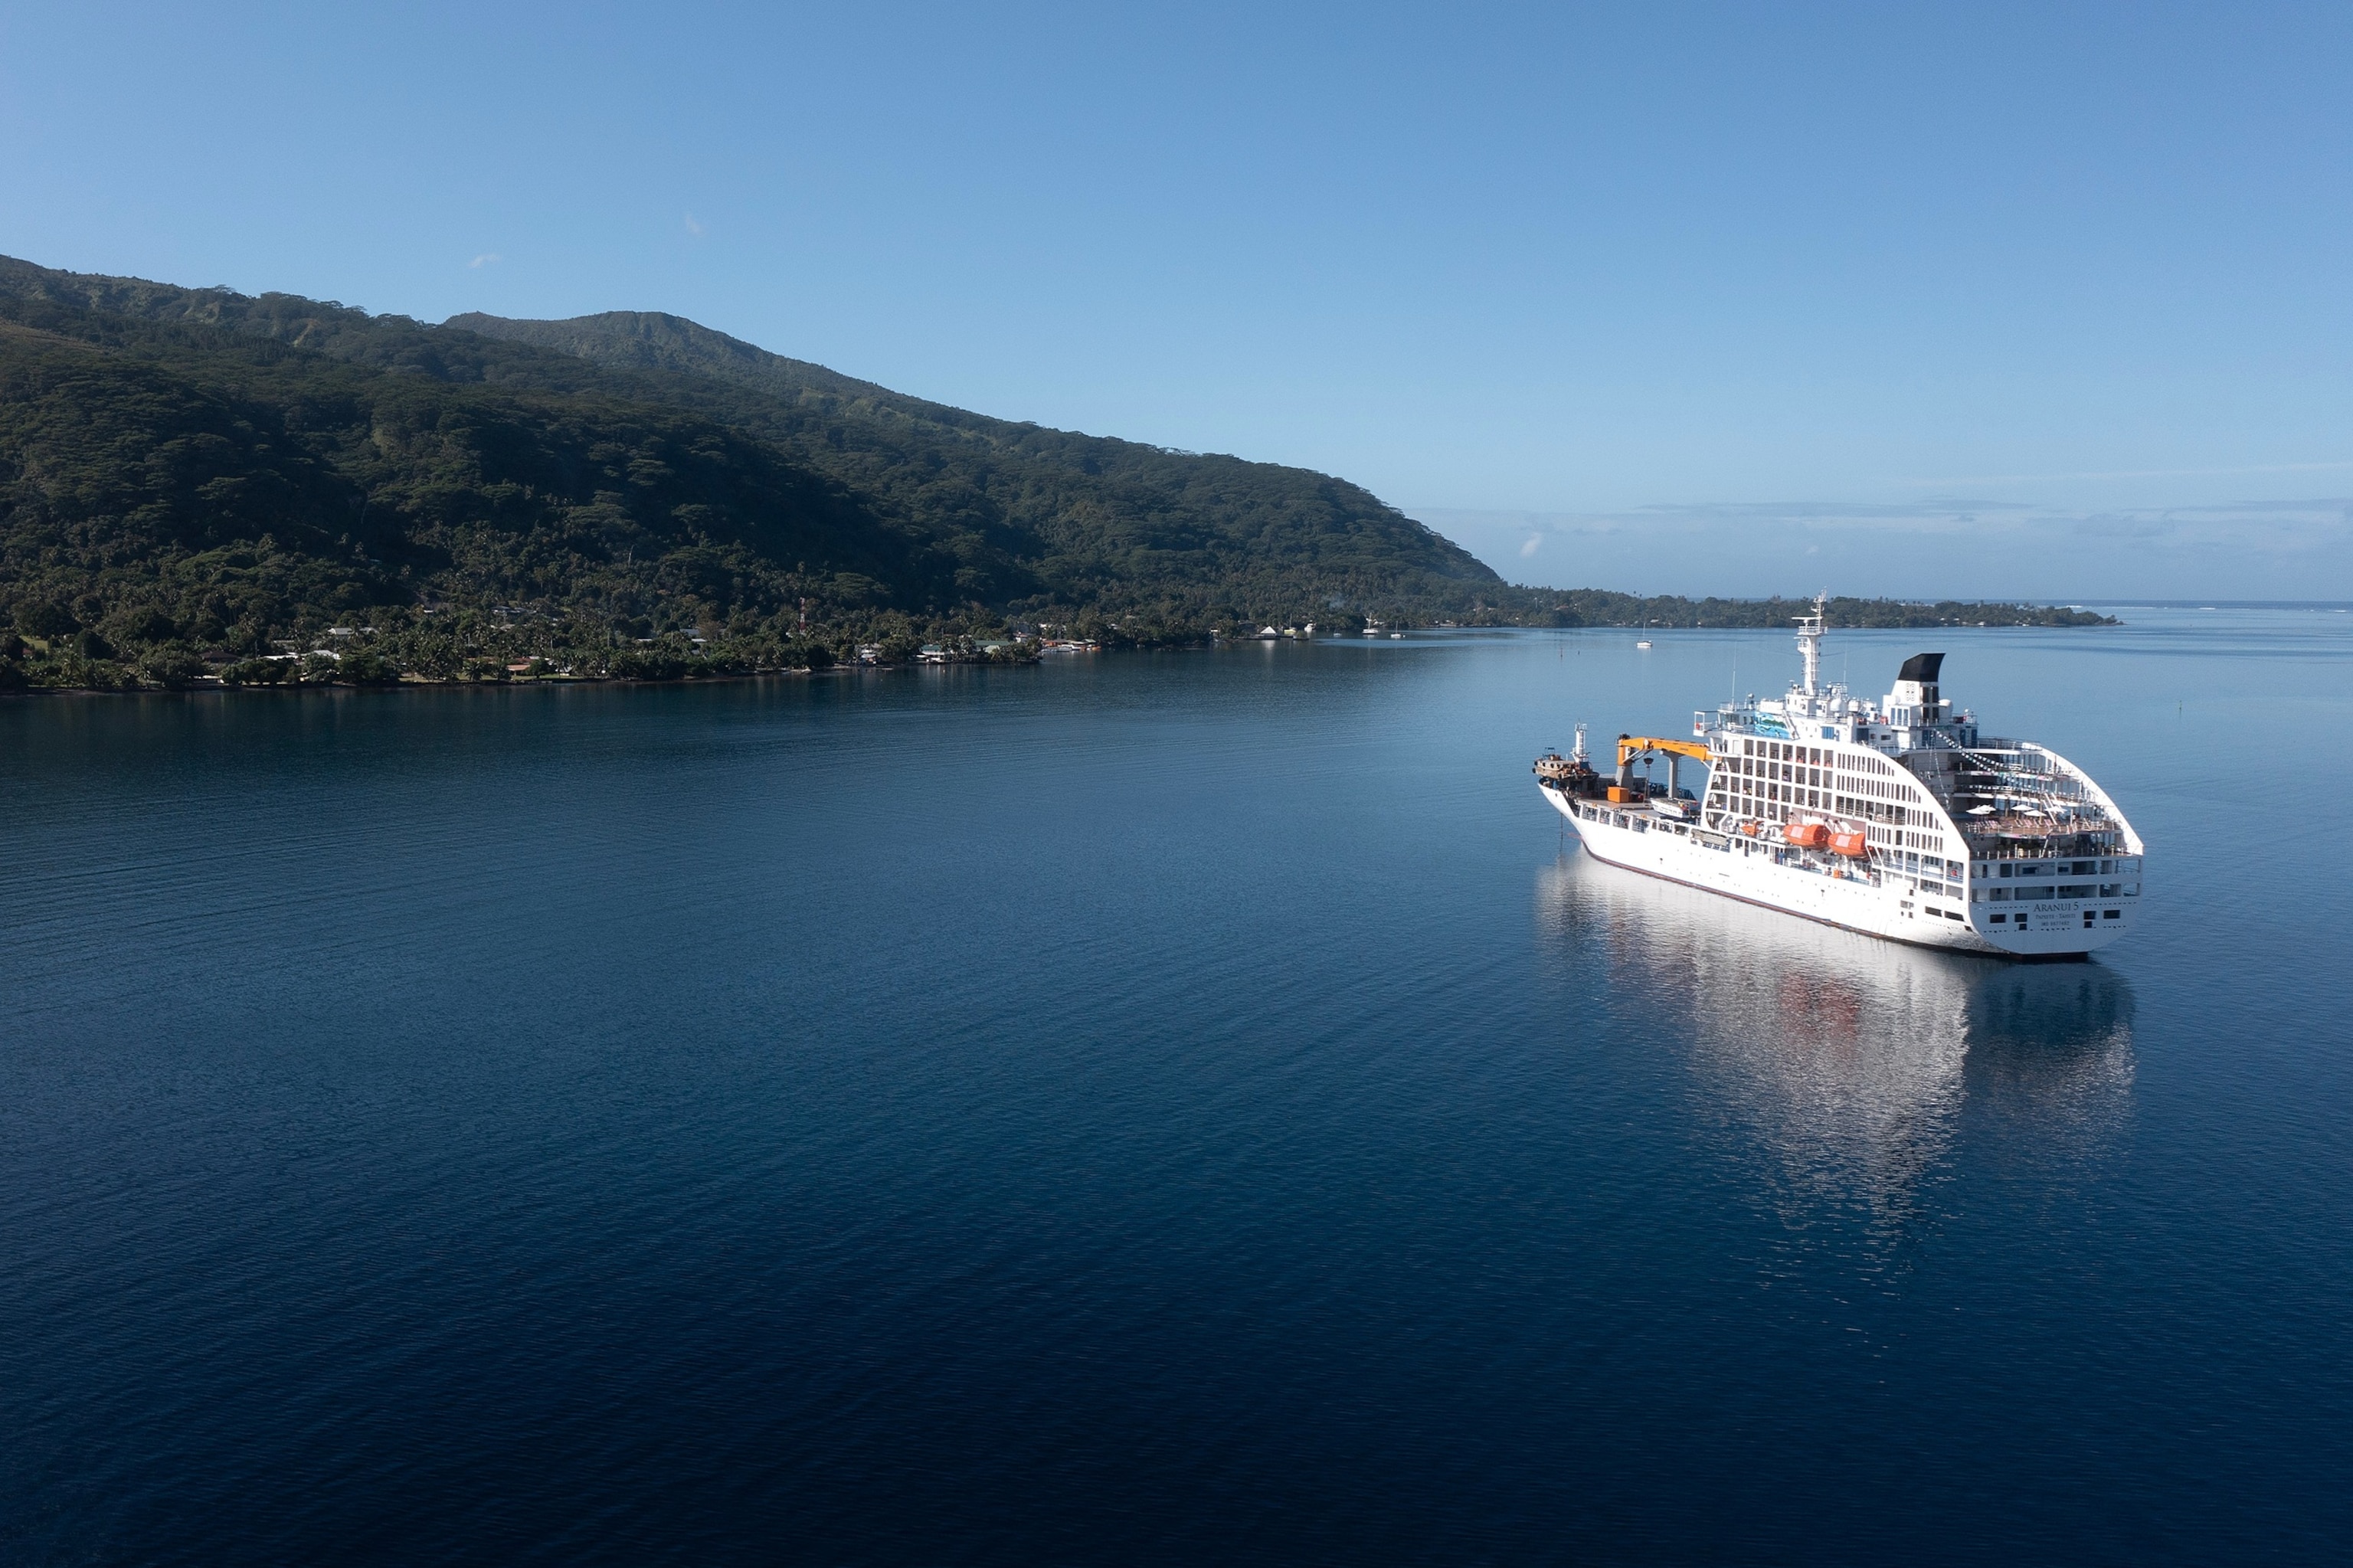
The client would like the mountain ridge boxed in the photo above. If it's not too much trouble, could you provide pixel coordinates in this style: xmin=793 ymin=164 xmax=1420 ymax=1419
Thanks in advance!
xmin=445 ymin=309 xmax=905 ymax=408
xmin=0 ymin=254 xmax=2112 ymax=689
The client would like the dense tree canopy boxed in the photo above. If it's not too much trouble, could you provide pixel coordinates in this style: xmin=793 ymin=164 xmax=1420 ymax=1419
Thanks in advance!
xmin=0 ymin=256 xmax=2112 ymax=689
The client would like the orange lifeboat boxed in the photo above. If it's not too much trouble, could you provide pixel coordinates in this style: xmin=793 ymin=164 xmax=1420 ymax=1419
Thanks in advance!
xmin=1828 ymin=828 xmax=1870 ymax=857
xmin=1739 ymin=821 xmax=1760 ymax=837
xmin=1785 ymin=821 xmax=1829 ymax=849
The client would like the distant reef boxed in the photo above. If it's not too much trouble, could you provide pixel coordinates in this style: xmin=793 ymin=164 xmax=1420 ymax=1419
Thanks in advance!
xmin=0 ymin=255 xmax=2113 ymax=689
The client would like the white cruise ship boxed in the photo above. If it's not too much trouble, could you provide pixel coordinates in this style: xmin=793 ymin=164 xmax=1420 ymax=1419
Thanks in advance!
xmin=1533 ymin=599 xmax=2144 ymax=958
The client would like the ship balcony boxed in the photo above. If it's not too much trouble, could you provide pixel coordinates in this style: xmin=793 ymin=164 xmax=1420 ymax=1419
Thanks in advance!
xmin=1956 ymin=811 xmax=2126 ymax=857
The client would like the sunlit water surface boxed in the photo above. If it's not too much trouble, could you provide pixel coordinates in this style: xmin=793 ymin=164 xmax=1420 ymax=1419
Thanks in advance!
xmin=3 ymin=610 xmax=2348 ymax=1563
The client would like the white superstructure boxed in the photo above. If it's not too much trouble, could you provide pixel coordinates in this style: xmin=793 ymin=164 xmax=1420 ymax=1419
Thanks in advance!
xmin=1533 ymin=598 xmax=2145 ymax=957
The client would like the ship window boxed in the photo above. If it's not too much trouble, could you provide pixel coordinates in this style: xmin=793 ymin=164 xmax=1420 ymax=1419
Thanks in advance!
xmin=2103 ymin=908 xmax=2120 ymax=919
xmin=1991 ymin=912 xmax=2008 ymax=922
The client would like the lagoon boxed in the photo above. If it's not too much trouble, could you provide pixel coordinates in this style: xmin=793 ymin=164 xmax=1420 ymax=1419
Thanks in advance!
xmin=3 ymin=611 xmax=2349 ymax=1563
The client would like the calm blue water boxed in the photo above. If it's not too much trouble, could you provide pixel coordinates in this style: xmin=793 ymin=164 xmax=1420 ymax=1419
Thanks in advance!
xmin=3 ymin=611 xmax=2350 ymax=1563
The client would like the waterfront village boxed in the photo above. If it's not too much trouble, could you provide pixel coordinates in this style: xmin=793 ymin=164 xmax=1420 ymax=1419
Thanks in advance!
xmin=165 ymin=614 xmax=1403 ymax=686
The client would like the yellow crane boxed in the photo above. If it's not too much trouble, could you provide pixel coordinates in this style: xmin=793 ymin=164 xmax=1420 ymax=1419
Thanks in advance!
xmin=1612 ymin=734 xmax=1714 ymax=804
xmin=1615 ymin=735 xmax=1712 ymax=766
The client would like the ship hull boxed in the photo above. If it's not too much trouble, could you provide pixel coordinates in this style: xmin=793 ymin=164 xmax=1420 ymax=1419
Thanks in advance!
xmin=1543 ymin=786 xmax=2130 ymax=958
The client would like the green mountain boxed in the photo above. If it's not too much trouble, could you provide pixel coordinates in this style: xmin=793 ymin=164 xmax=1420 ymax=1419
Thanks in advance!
xmin=0 ymin=255 xmax=2109 ymax=688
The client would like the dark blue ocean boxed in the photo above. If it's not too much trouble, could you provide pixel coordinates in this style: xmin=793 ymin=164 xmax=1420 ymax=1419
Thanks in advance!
xmin=4 ymin=611 xmax=2349 ymax=1564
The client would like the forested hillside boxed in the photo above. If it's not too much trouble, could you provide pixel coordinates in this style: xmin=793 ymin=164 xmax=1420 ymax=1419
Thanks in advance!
xmin=0 ymin=256 xmax=2109 ymax=688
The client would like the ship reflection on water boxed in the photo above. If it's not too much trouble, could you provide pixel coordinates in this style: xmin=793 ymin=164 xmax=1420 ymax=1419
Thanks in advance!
xmin=1536 ymin=852 xmax=2135 ymax=1242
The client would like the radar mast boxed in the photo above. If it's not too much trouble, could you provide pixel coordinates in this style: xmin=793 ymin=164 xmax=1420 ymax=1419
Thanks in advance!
xmin=1795 ymin=592 xmax=1828 ymax=701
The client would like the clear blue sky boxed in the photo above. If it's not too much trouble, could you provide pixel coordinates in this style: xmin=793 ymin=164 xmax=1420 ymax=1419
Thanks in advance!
xmin=4 ymin=2 xmax=2348 ymax=599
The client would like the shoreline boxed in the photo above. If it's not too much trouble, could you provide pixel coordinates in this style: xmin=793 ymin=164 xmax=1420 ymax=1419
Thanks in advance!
xmin=0 ymin=620 xmax=2152 ymax=698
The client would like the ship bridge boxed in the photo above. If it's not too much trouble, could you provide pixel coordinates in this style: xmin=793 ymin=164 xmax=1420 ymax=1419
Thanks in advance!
xmin=1700 ymin=608 xmax=1982 ymax=756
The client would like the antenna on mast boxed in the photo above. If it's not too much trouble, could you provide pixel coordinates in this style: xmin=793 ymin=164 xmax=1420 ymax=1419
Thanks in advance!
xmin=1794 ymin=591 xmax=1828 ymax=699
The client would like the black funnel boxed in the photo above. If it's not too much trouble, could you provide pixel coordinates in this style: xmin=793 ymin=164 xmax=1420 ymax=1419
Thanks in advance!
xmin=1898 ymin=652 xmax=1946 ymax=683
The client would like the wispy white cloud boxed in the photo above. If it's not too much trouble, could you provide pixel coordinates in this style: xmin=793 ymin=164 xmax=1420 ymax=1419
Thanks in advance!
xmin=684 ymin=212 xmax=705 ymax=237
xmin=1409 ymin=497 xmax=2353 ymax=601
xmin=469 ymin=253 xmax=502 ymax=269
xmin=1895 ymin=460 xmax=2353 ymax=486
